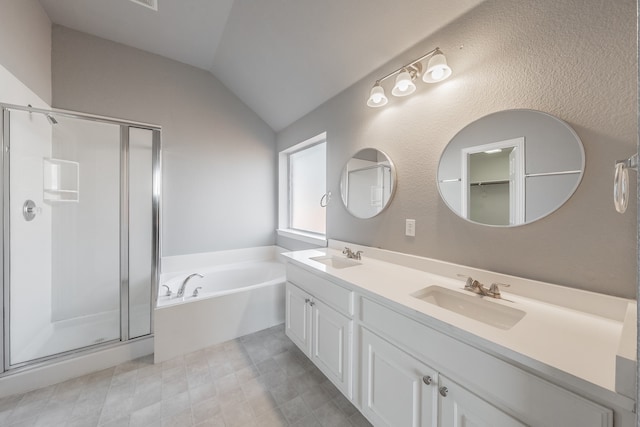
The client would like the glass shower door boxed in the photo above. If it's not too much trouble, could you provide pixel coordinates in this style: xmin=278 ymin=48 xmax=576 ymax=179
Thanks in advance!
xmin=7 ymin=109 xmax=122 ymax=365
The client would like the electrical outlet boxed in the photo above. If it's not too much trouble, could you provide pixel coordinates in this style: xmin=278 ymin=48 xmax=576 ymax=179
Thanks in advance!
xmin=405 ymin=219 xmax=416 ymax=237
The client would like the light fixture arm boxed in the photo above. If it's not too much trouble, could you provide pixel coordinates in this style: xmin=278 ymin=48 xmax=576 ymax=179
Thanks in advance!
xmin=376 ymin=47 xmax=441 ymax=84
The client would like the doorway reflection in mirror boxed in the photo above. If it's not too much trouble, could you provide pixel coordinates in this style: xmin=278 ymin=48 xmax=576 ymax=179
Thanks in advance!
xmin=437 ymin=109 xmax=585 ymax=227
xmin=462 ymin=138 xmax=525 ymax=226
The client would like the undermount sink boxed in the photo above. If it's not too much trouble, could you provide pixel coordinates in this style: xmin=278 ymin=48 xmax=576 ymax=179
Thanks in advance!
xmin=411 ymin=285 xmax=526 ymax=330
xmin=310 ymin=255 xmax=362 ymax=269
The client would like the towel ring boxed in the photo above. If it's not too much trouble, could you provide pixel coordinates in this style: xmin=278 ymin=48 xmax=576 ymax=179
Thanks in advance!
xmin=614 ymin=162 xmax=629 ymax=213
xmin=320 ymin=192 xmax=331 ymax=207
xmin=614 ymin=153 xmax=637 ymax=214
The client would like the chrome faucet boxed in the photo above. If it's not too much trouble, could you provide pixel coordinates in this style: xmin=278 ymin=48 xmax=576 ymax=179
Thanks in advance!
xmin=458 ymin=275 xmax=510 ymax=299
xmin=177 ymin=273 xmax=204 ymax=298
xmin=463 ymin=276 xmax=491 ymax=296
xmin=342 ymin=247 xmax=363 ymax=260
xmin=487 ymin=282 xmax=510 ymax=299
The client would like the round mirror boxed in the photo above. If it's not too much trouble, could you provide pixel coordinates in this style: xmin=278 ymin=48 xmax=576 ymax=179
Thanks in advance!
xmin=341 ymin=148 xmax=397 ymax=219
xmin=438 ymin=109 xmax=585 ymax=226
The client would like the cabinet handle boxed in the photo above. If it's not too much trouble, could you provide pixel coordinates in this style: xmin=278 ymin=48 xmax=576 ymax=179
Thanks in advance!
xmin=422 ymin=375 xmax=432 ymax=385
xmin=439 ymin=387 xmax=448 ymax=397
xmin=304 ymin=298 xmax=311 ymax=304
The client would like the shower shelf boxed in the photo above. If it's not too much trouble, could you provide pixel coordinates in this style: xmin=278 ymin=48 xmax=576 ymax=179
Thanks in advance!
xmin=43 ymin=158 xmax=79 ymax=202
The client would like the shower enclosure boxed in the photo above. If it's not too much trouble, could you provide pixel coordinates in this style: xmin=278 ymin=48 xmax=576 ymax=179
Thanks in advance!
xmin=0 ymin=104 xmax=160 ymax=372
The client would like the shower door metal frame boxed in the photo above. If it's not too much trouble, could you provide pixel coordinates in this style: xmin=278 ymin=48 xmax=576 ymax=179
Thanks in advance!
xmin=0 ymin=103 xmax=161 ymax=374
xmin=120 ymin=126 xmax=130 ymax=342
xmin=1 ymin=108 xmax=8 ymax=374
xmin=150 ymin=129 xmax=161 ymax=335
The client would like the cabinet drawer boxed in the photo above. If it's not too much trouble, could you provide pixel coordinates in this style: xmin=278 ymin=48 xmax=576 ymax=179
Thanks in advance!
xmin=287 ymin=263 xmax=353 ymax=316
xmin=360 ymin=296 xmax=612 ymax=427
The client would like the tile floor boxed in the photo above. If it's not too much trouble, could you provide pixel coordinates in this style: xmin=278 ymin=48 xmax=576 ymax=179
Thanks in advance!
xmin=0 ymin=324 xmax=373 ymax=427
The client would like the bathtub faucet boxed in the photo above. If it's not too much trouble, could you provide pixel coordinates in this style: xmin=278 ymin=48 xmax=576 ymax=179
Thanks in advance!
xmin=177 ymin=273 xmax=204 ymax=298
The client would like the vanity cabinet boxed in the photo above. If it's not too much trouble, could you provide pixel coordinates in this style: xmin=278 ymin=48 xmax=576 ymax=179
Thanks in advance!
xmin=283 ymin=257 xmax=618 ymax=427
xmin=361 ymin=327 xmax=524 ymax=427
xmin=285 ymin=264 xmax=354 ymax=398
xmin=310 ymin=296 xmax=352 ymax=396
xmin=360 ymin=296 xmax=613 ymax=427
xmin=361 ymin=327 xmax=437 ymax=426
xmin=285 ymin=282 xmax=312 ymax=353
xmin=438 ymin=375 xmax=525 ymax=427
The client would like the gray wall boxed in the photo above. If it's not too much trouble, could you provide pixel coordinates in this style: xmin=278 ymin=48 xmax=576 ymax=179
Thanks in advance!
xmin=51 ymin=26 xmax=277 ymax=256
xmin=277 ymin=0 xmax=637 ymax=298
xmin=0 ymin=0 xmax=51 ymax=105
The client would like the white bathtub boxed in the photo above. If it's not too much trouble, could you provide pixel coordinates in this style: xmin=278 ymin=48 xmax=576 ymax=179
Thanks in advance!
xmin=157 ymin=260 xmax=285 ymax=307
xmin=154 ymin=248 xmax=286 ymax=363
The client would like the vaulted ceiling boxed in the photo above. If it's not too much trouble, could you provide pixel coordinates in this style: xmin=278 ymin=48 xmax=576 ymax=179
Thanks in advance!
xmin=38 ymin=0 xmax=484 ymax=131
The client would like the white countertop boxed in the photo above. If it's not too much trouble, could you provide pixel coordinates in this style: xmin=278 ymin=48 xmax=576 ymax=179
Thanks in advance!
xmin=281 ymin=247 xmax=636 ymax=409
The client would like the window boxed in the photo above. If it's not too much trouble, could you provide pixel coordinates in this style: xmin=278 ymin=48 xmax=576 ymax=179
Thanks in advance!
xmin=278 ymin=133 xmax=327 ymax=245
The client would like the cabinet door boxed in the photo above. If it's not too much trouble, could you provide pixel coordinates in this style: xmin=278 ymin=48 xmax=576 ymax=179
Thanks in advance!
xmin=439 ymin=375 xmax=526 ymax=427
xmin=311 ymin=298 xmax=352 ymax=397
xmin=361 ymin=328 xmax=437 ymax=427
xmin=285 ymin=282 xmax=312 ymax=355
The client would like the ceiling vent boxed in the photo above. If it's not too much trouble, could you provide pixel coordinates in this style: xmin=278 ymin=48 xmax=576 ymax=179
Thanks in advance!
xmin=129 ymin=0 xmax=158 ymax=11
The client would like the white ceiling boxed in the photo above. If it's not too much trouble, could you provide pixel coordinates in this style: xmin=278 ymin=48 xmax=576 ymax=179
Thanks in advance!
xmin=38 ymin=0 xmax=484 ymax=131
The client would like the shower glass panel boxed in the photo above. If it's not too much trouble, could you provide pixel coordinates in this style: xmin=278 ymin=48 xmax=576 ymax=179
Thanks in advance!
xmin=129 ymin=127 xmax=153 ymax=339
xmin=8 ymin=110 xmax=121 ymax=365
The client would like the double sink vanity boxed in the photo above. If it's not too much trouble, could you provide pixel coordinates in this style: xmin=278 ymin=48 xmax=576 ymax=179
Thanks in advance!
xmin=281 ymin=241 xmax=636 ymax=427
xmin=282 ymin=108 xmax=636 ymax=425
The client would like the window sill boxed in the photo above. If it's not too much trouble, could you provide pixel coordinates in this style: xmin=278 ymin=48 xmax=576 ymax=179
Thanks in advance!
xmin=276 ymin=229 xmax=327 ymax=246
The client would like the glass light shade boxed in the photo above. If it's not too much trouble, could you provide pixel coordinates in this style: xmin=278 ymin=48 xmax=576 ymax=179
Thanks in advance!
xmin=367 ymin=84 xmax=388 ymax=107
xmin=423 ymin=52 xmax=452 ymax=83
xmin=391 ymin=70 xmax=416 ymax=96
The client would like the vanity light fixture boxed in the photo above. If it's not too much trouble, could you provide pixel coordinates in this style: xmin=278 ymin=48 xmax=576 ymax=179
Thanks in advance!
xmin=391 ymin=68 xmax=418 ymax=97
xmin=367 ymin=47 xmax=452 ymax=108
xmin=367 ymin=83 xmax=388 ymax=107
xmin=423 ymin=50 xmax=452 ymax=83
xmin=484 ymin=148 xmax=502 ymax=154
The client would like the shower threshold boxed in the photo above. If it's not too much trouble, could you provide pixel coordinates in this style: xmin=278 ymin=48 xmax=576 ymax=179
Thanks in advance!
xmin=11 ymin=310 xmax=120 ymax=366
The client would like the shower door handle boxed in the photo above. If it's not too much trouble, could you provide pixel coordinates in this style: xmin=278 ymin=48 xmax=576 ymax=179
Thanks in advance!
xmin=23 ymin=200 xmax=37 ymax=221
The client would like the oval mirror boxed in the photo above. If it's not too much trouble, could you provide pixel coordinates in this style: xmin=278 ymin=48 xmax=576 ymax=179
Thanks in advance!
xmin=437 ymin=109 xmax=585 ymax=226
xmin=341 ymin=148 xmax=397 ymax=219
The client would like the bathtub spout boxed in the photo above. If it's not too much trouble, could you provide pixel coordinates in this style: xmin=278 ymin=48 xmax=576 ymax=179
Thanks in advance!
xmin=177 ymin=273 xmax=204 ymax=298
